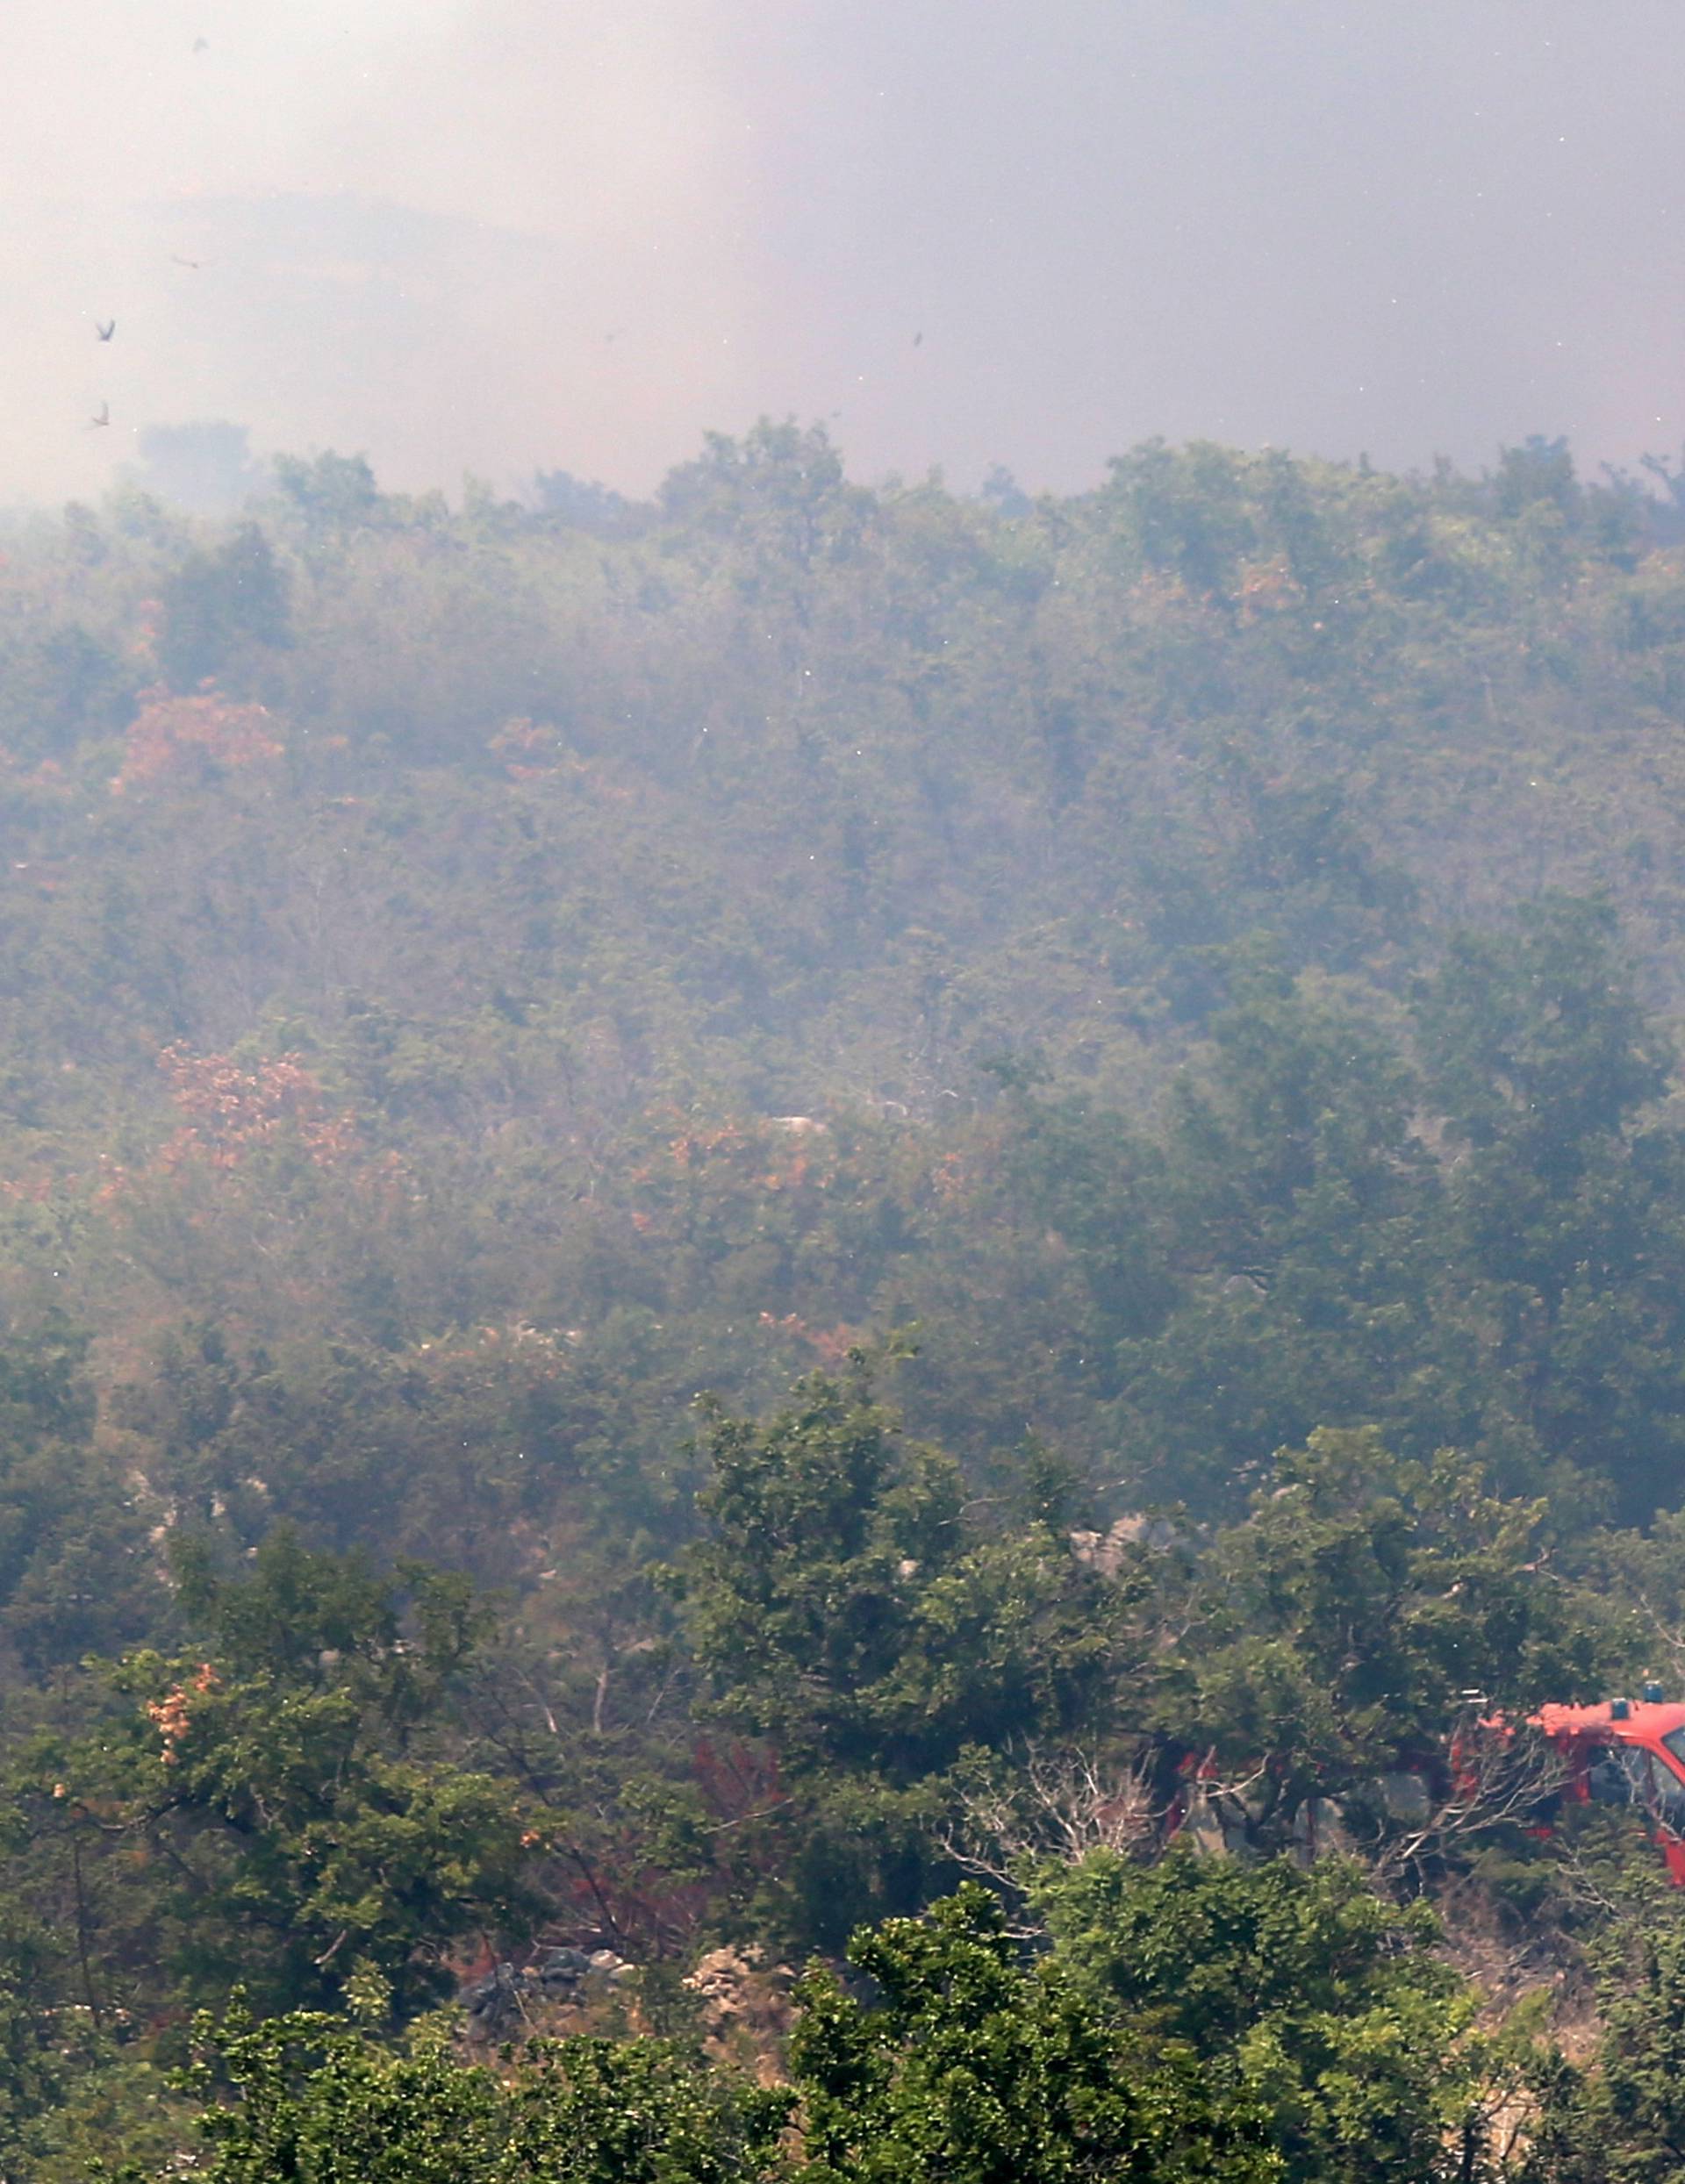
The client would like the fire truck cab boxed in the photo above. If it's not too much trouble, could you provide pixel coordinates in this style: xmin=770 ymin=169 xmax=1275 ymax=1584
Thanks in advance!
xmin=1531 ymin=1695 xmax=1685 ymax=1884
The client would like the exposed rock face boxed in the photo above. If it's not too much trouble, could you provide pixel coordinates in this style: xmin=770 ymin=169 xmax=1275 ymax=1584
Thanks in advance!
xmin=459 ymin=1945 xmax=634 ymax=2041
xmin=1069 ymin=1514 xmax=1182 ymax=1576
xmin=684 ymin=1946 xmax=795 ymax=2073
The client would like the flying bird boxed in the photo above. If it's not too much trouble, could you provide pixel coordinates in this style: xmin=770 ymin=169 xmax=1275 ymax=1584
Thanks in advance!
xmin=913 ymin=331 xmax=923 ymax=347
xmin=192 ymin=35 xmax=209 ymax=51
xmin=95 ymin=319 xmax=115 ymax=342
xmin=90 ymin=404 xmax=110 ymax=429
xmin=171 ymin=254 xmax=204 ymax=270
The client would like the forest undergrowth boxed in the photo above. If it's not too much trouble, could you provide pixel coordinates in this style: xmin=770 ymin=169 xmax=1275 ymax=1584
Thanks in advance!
xmin=1 ymin=427 xmax=1684 ymax=2173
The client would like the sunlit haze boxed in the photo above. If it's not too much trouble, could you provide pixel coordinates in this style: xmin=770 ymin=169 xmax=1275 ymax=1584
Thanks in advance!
xmin=4 ymin=0 xmax=1685 ymax=498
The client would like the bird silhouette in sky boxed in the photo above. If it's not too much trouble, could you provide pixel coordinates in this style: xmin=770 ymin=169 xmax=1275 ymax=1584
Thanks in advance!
xmin=171 ymin=254 xmax=204 ymax=270
xmin=90 ymin=404 xmax=110 ymax=429
xmin=913 ymin=331 xmax=923 ymax=347
xmin=95 ymin=319 xmax=115 ymax=342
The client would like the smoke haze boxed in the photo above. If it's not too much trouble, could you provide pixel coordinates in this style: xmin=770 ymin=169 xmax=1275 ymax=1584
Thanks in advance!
xmin=4 ymin=0 xmax=1684 ymax=502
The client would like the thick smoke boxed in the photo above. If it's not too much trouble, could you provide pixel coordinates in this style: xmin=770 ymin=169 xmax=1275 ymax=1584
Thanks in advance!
xmin=4 ymin=0 xmax=1683 ymax=503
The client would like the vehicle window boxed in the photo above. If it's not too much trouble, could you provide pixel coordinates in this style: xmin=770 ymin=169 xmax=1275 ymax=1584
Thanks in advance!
xmin=1588 ymin=1751 xmax=1634 ymax=1805
xmin=1651 ymin=1740 xmax=1685 ymax=1828
xmin=1588 ymin=1744 xmax=1685 ymax=1827
xmin=1609 ymin=1744 xmax=1685 ymax=1829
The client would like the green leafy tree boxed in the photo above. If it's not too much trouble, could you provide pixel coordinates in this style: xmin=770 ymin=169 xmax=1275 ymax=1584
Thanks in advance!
xmin=1523 ymin=1919 xmax=1685 ymax=2180
xmin=670 ymin=1371 xmax=1133 ymax=1781
xmin=40 ymin=1534 xmax=539 ymax=2021
xmin=1417 ymin=896 xmax=1667 ymax=1215
xmin=1032 ymin=1850 xmax=1495 ymax=2184
xmin=0 ymin=1321 xmax=162 ymax=1673
xmin=271 ymin=451 xmax=385 ymax=533
xmin=792 ymin=1880 xmax=1277 ymax=2184
xmin=666 ymin=1369 xmax=1144 ymax=1945
xmin=161 ymin=2004 xmax=792 ymax=2184
xmin=1417 ymin=896 xmax=1685 ymax=1515
xmin=1161 ymin=1428 xmax=1630 ymax=1815
xmin=157 ymin=524 xmax=292 ymax=691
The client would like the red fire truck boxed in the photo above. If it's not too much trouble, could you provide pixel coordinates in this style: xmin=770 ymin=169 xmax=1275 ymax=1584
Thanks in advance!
xmin=1166 ymin=1690 xmax=1685 ymax=1879
xmin=1529 ymin=1693 xmax=1685 ymax=1884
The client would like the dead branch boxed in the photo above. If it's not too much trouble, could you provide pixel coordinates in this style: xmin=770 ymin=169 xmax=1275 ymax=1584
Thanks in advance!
xmin=942 ymin=1743 xmax=1166 ymax=1887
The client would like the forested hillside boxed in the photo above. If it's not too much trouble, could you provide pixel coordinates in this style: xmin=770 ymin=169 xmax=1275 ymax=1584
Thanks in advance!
xmin=6 ymin=427 xmax=1685 ymax=2173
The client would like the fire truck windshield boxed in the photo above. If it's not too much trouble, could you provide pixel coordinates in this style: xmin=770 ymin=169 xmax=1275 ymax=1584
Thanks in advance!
xmin=1665 ymin=1728 xmax=1685 ymax=1779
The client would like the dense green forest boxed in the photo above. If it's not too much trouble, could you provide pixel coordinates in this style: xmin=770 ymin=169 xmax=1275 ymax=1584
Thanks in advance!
xmin=7 ymin=426 xmax=1685 ymax=2172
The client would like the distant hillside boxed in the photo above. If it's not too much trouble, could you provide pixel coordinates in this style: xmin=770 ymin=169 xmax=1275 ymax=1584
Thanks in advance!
xmin=10 ymin=432 xmax=1685 ymax=2176
xmin=3 ymin=426 xmax=1685 ymax=1544
xmin=4 ymin=427 xmax=1685 ymax=1137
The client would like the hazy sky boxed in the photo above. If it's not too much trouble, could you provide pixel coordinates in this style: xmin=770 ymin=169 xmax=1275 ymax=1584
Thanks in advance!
xmin=4 ymin=0 xmax=1684 ymax=503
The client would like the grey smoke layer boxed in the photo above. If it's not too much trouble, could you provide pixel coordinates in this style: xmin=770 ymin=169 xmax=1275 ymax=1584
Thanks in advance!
xmin=3 ymin=0 xmax=1681 ymax=502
